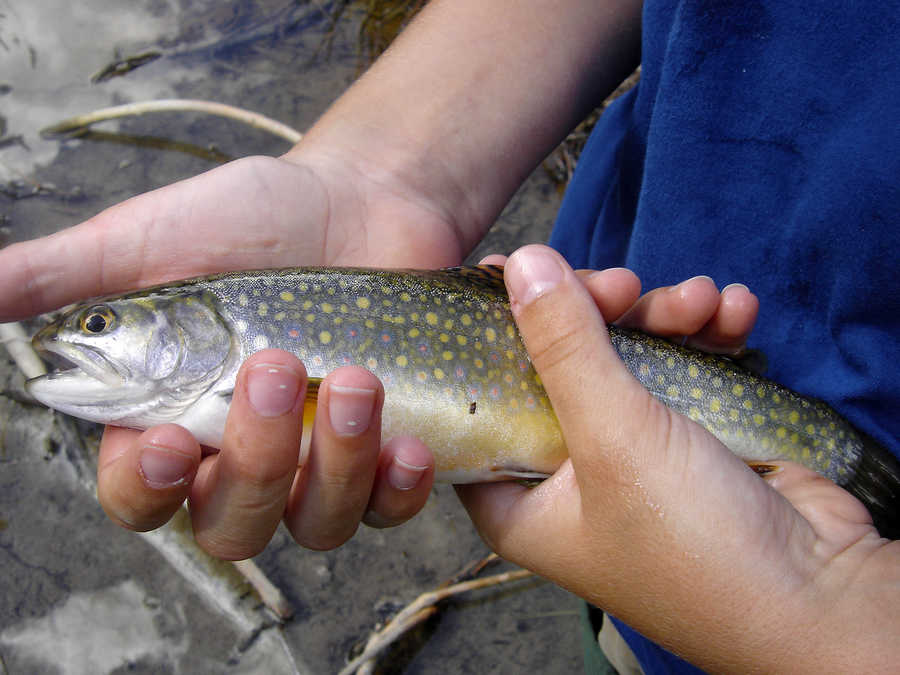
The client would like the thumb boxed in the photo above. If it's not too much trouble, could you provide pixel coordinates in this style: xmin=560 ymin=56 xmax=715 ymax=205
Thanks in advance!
xmin=503 ymin=245 xmax=664 ymax=497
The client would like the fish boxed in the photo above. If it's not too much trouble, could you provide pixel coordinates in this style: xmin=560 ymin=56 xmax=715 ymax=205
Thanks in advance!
xmin=25 ymin=266 xmax=900 ymax=537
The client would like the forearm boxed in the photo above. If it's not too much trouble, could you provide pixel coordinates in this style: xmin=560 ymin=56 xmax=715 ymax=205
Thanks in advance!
xmin=291 ymin=0 xmax=642 ymax=253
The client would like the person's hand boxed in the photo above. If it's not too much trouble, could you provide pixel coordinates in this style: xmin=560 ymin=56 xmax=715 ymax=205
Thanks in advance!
xmin=460 ymin=245 xmax=900 ymax=673
xmin=0 ymin=148 xmax=474 ymax=556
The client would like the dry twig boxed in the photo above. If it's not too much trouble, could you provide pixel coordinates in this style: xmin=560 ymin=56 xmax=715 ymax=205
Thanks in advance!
xmin=41 ymin=99 xmax=303 ymax=145
xmin=339 ymin=556 xmax=533 ymax=675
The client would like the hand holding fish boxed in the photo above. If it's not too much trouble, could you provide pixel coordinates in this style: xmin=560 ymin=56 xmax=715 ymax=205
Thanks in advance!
xmin=459 ymin=245 xmax=900 ymax=673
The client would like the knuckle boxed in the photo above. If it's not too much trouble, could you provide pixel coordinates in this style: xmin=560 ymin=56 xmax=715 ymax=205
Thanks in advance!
xmin=526 ymin=324 xmax=591 ymax=377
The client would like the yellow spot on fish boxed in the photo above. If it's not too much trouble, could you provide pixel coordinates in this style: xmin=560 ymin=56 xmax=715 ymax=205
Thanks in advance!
xmin=356 ymin=297 xmax=370 ymax=309
xmin=485 ymin=327 xmax=497 ymax=343
xmin=457 ymin=335 xmax=467 ymax=346
xmin=302 ymin=300 xmax=313 ymax=310
xmin=688 ymin=364 xmax=699 ymax=378
xmin=777 ymin=427 xmax=787 ymax=439
xmin=666 ymin=385 xmax=679 ymax=399
xmin=461 ymin=314 xmax=472 ymax=326
xmin=756 ymin=386 xmax=766 ymax=398
xmin=426 ymin=312 xmax=438 ymax=326
xmin=712 ymin=376 xmax=723 ymax=388
xmin=688 ymin=407 xmax=700 ymax=420
xmin=274 ymin=311 xmax=286 ymax=321
xmin=439 ymin=333 xmax=450 ymax=343
xmin=319 ymin=330 xmax=332 ymax=344
xmin=506 ymin=325 xmax=516 ymax=340
xmin=474 ymin=358 xmax=484 ymax=369
xmin=434 ymin=368 xmax=445 ymax=380
xmin=400 ymin=292 xmax=411 ymax=302
xmin=691 ymin=387 xmax=702 ymax=399
xmin=280 ymin=291 xmax=295 ymax=302
xmin=238 ymin=293 xmax=249 ymax=307
xmin=444 ymin=319 xmax=454 ymax=330
xmin=305 ymin=313 xmax=316 ymax=322
xmin=322 ymin=302 xmax=334 ymax=313
xmin=442 ymin=351 xmax=454 ymax=361
xmin=753 ymin=414 xmax=765 ymax=426
xmin=789 ymin=411 xmax=800 ymax=425
xmin=732 ymin=384 xmax=744 ymax=397
xmin=365 ymin=319 xmax=375 ymax=329
xmin=730 ymin=409 xmax=740 ymax=421
xmin=639 ymin=363 xmax=651 ymax=377
xmin=805 ymin=423 xmax=816 ymax=435
xmin=258 ymin=303 xmax=268 ymax=317
xmin=743 ymin=399 xmax=754 ymax=410
xmin=710 ymin=397 xmax=721 ymax=413
xmin=409 ymin=327 xmax=420 ymax=338
xmin=395 ymin=355 xmax=408 ymax=367
xmin=666 ymin=357 xmax=676 ymax=369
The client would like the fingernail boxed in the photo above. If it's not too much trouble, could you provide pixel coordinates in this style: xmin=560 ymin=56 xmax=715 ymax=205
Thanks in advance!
xmin=673 ymin=275 xmax=715 ymax=290
xmin=387 ymin=455 xmax=428 ymax=490
xmin=247 ymin=363 xmax=302 ymax=417
xmin=506 ymin=246 xmax=565 ymax=308
xmin=139 ymin=445 xmax=195 ymax=488
xmin=722 ymin=282 xmax=750 ymax=295
xmin=328 ymin=384 xmax=376 ymax=436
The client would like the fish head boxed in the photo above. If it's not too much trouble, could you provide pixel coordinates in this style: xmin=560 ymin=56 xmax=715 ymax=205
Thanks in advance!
xmin=25 ymin=290 xmax=235 ymax=427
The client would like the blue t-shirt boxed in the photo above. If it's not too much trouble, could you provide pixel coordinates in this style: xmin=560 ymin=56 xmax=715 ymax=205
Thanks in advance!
xmin=549 ymin=1 xmax=900 ymax=672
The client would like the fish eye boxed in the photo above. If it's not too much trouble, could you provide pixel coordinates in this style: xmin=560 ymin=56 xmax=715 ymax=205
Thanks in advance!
xmin=80 ymin=306 xmax=115 ymax=334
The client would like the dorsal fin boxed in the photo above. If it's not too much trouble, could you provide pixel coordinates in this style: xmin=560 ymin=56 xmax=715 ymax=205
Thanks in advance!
xmin=440 ymin=265 xmax=507 ymax=292
xmin=306 ymin=376 xmax=322 ymax=403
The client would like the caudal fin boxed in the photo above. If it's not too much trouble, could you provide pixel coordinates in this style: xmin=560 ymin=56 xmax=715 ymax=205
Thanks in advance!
xmin=845 ymin=434 xmax=900 ymax=540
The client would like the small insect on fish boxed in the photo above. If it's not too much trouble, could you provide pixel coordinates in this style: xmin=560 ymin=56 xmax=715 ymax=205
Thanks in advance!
xmin=26 ymin=266 xmax=900 ymax=538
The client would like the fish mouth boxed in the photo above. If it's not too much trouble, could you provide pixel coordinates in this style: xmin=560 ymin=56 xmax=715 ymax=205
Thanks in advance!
xmin=32 ymin=338 xmax=129 ymax=386
xmin=25 ymin=336 xmax=145 ymax=412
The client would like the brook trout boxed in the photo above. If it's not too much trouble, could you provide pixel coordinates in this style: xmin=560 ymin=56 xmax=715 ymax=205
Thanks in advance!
xmin=26 ymin=266 xmax=899 ymax=536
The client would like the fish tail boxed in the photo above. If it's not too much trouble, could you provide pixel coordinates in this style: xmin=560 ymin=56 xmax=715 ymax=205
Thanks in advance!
xmin=844 ymin=433 xmax=900 ymax=540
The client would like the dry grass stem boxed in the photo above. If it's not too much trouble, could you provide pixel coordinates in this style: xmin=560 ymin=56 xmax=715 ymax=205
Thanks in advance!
xmin=339 ymin=562 xmax=534 ymax=675
xmin=40 ymin=99 xmax=303 ymax=145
